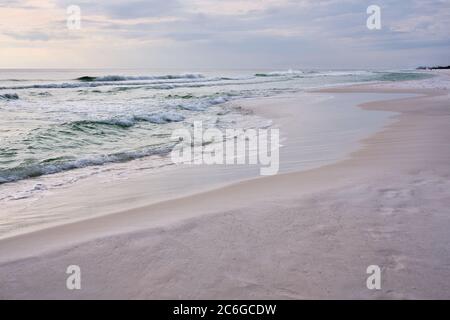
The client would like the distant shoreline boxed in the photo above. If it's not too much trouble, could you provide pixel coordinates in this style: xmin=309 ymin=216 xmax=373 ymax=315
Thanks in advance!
xmin=417 ymin=65 xmax=450 ymax=70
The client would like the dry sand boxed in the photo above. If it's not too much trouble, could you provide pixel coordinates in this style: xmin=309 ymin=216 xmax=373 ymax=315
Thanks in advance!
xmin=1 ymin=74 xmax=450 ymax=299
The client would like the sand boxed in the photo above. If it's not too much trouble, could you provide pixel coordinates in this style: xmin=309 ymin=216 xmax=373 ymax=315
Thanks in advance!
xmin=1 ymin=72 xmax=450 ymax=299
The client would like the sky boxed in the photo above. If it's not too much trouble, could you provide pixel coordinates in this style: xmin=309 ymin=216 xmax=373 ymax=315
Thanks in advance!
xmin=0 ymin=0 xmax=449 ymax=69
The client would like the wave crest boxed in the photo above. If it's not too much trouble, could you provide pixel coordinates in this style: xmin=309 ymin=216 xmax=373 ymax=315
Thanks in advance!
xmin=0 ymin=144 xmax=174 ymax=184
xmin=255 ymin=69 xmax=305 ymax=77
xmin=76 ymin=73 xmax=204 ymax=82
xmin=0 ymin=93 xmax=19 ymax=100
xmin=67 ymin=111 xmax=186 ymax=130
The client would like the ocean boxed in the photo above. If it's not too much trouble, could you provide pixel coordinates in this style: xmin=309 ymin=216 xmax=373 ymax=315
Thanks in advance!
xmin=0 ymin=68 xmax=430 ymax=202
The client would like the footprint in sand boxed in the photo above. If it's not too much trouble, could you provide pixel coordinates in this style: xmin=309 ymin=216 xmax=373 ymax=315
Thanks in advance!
xmin=375 ymin=249 xmax=407 ymax=272
xmin=378 ymin=206 xmax=420 ymax=216
xmin=379 ymin=207 xmax=396 ymax=216
xmin=387 ymin=254 xmax=407 ymax=271
xmin=366 ymin=226 xmax=399 ymax=241
xmin=379 ymin=188 xmax=413 ymax=199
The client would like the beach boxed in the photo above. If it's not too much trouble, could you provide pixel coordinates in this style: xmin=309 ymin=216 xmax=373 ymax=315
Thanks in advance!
xmin=1 ymin=71 xmax=450 ymax=299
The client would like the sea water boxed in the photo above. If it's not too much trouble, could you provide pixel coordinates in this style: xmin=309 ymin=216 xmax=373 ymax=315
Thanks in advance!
xmin=0 ymin=68 xmax=431 ymax=236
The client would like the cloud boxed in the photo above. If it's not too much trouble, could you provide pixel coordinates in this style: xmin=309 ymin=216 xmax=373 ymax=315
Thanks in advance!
xmin=55 ymin=0 xmax=181 ymax=19
xmin=1 ymin=0 xmax=450 ymax=68
xmin=4 ymin=31 xmax=51 ymax=41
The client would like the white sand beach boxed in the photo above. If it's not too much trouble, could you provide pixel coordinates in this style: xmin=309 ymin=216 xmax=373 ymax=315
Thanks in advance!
xmin=1 ymin=72 xmax=450 ymax=299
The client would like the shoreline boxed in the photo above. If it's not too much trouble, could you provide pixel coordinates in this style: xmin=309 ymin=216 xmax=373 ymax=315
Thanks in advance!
xmin=1 ymin=75 xmax=450 ymax=299
xmin=0 ymin=90 xmax=403 ymax=240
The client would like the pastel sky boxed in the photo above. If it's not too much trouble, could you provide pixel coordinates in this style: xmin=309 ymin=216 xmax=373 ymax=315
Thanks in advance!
xmin=1 ymin=0 xmax=449 ymax=69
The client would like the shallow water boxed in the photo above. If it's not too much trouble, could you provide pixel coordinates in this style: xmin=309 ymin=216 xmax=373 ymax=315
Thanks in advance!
xmin=0 ymin=89 xmax=416 ymax=239
xmin=0 ymin=69 xmax=429 ymax=184
xmin=0 ymin=68 xmax=430 ymax=236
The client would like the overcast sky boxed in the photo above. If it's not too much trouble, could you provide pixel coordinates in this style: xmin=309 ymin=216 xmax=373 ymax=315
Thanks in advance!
xmin=1 ymin=0 xmax=449 ymax=69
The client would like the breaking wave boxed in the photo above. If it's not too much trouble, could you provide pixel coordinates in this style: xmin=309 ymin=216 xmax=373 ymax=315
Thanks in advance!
xmin=76 ymin=73 xmax=204 ymax=82
xmin=255 ymin=69 xmax=306 ymax=77
xmin=67 ymin=111 xmax=186 ymax=130
xmin=133 ymin=112 xmax=185 ymax=124
xmin=0 ymin=143 xmax=175 ymax=184
xmin=0 ymin=93 xmax=19 ymax=100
